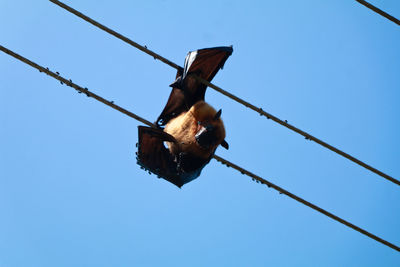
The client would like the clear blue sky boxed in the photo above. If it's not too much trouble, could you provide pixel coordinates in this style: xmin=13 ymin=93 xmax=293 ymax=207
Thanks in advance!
xmin=1 ymin=0 xmax=400 ymax=266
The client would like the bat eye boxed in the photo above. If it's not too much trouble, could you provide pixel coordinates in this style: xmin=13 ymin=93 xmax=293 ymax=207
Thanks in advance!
xmin=197 ymin=121 xmax=201 ymax=125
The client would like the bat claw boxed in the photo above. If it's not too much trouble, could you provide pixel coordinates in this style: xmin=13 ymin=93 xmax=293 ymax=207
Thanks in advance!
xmin=169 ymin=76 xmax=182 ymax=89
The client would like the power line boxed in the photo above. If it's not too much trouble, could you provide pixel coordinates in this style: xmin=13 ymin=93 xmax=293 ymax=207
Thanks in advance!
xmin=1 ymin=44 xmax=399 ymax=253
xmin=48 ymin=0 xmax=399 ymax=187
xmin=356 ymin=0 xmax=400 ymax=26
xmin=0 ymin=46 xmax=153 ymax=127
xmin=214 ymin=155 xmax=400 ymax=253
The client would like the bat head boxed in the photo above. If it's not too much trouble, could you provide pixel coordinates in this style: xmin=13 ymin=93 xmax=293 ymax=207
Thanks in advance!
xmin=191 ymin=101 xmax=229 ymax=152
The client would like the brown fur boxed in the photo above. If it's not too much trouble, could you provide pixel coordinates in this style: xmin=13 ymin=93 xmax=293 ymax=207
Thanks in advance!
xmin=164 ymin=101 xmax=226 ymax=159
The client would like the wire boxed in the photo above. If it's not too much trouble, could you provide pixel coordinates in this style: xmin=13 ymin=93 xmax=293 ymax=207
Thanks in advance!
xmin=1 ymin=44 xmax=399 ymax=253
xmin=356 ymin=0 xmax=400 ymax=26
xmin=214 ymin=155 xmax=400 ymax=253
xmin=48 ymin=0 xmax=399 ymax=187
xmin=0 ymin=46 xmax=153 ymax=127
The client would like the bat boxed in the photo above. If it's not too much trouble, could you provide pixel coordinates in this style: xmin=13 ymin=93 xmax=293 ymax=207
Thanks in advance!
xmin=136 ymin=46 xmax=233 ymax=187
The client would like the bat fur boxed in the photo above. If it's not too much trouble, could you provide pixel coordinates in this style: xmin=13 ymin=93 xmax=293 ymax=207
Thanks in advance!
xmin=136 ymin=46 xmax=232 ymax=187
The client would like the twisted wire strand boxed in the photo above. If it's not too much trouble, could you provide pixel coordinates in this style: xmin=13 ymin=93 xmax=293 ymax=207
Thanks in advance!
xmin=1 ymin=44 xmax=399 ymax=252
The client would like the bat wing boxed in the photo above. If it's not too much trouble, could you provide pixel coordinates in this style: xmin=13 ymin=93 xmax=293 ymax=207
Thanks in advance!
xmin=137 ymin=126 xmax=212 ymax=187
xmin=136 ymin=126 xmax=184 ymax=187
xmin=156 ymin=46 xmax=233 ymax=126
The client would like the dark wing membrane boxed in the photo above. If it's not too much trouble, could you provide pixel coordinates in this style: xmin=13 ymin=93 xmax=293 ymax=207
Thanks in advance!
xmin=137 ymin=126 xmax=184 ymax=187
xmin=181 ymin=46 xmax=233 ymax=104
xmin=156 ymin=46 xmax=233 ymax=126
xmin=175 ymin=152 xmax=211 ymax=185
xmin=136 ymin=126 xmax=212 ymax=187
xmin=155 ymin=70 xmax=186 ymax=126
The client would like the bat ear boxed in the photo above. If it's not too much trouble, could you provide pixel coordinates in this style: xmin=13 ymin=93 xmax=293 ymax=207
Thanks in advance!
xmin=213 ymin=109 xmax=222 ymax=120
xmin=221 ymin=139 xmax=229 ymax=150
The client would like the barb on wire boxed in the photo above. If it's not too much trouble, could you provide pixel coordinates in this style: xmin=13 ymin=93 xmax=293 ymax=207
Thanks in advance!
xmin=1 ymin=44 xmax=399 ymax=253
xmin=356 ymin=0 xmax=400 ymax=26
xmin=48 ymin=0 xmax=399 ymax=187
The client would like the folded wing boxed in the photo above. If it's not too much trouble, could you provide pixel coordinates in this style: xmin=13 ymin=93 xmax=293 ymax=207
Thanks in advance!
xmin=137 ymin=126 xmax=211 ymax=187
xmin=156 ymin=46 xmax=233 ymax=126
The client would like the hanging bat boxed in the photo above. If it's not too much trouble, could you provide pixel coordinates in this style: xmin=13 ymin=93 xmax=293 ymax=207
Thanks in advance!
xmin=136 ymin=46 xmax=233 ymax=187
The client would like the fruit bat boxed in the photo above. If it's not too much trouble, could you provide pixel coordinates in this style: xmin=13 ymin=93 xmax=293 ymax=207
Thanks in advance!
xmin=136 ymin=46 xmax=233 ymax=187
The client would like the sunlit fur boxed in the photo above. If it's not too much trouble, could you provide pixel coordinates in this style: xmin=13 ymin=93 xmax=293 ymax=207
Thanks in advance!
xmin=164 ymin=101 xmax=226 ymax=159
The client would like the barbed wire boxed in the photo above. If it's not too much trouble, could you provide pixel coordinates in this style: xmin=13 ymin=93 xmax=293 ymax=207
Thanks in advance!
xmin=48 ymin=0 xmax=399 ymax=187
xmin=1 ymin=44 xmax=399 ymax=253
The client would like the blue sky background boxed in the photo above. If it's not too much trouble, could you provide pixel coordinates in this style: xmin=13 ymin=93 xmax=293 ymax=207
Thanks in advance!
xmin=1 ymin=0 xmax=399 ymax=266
